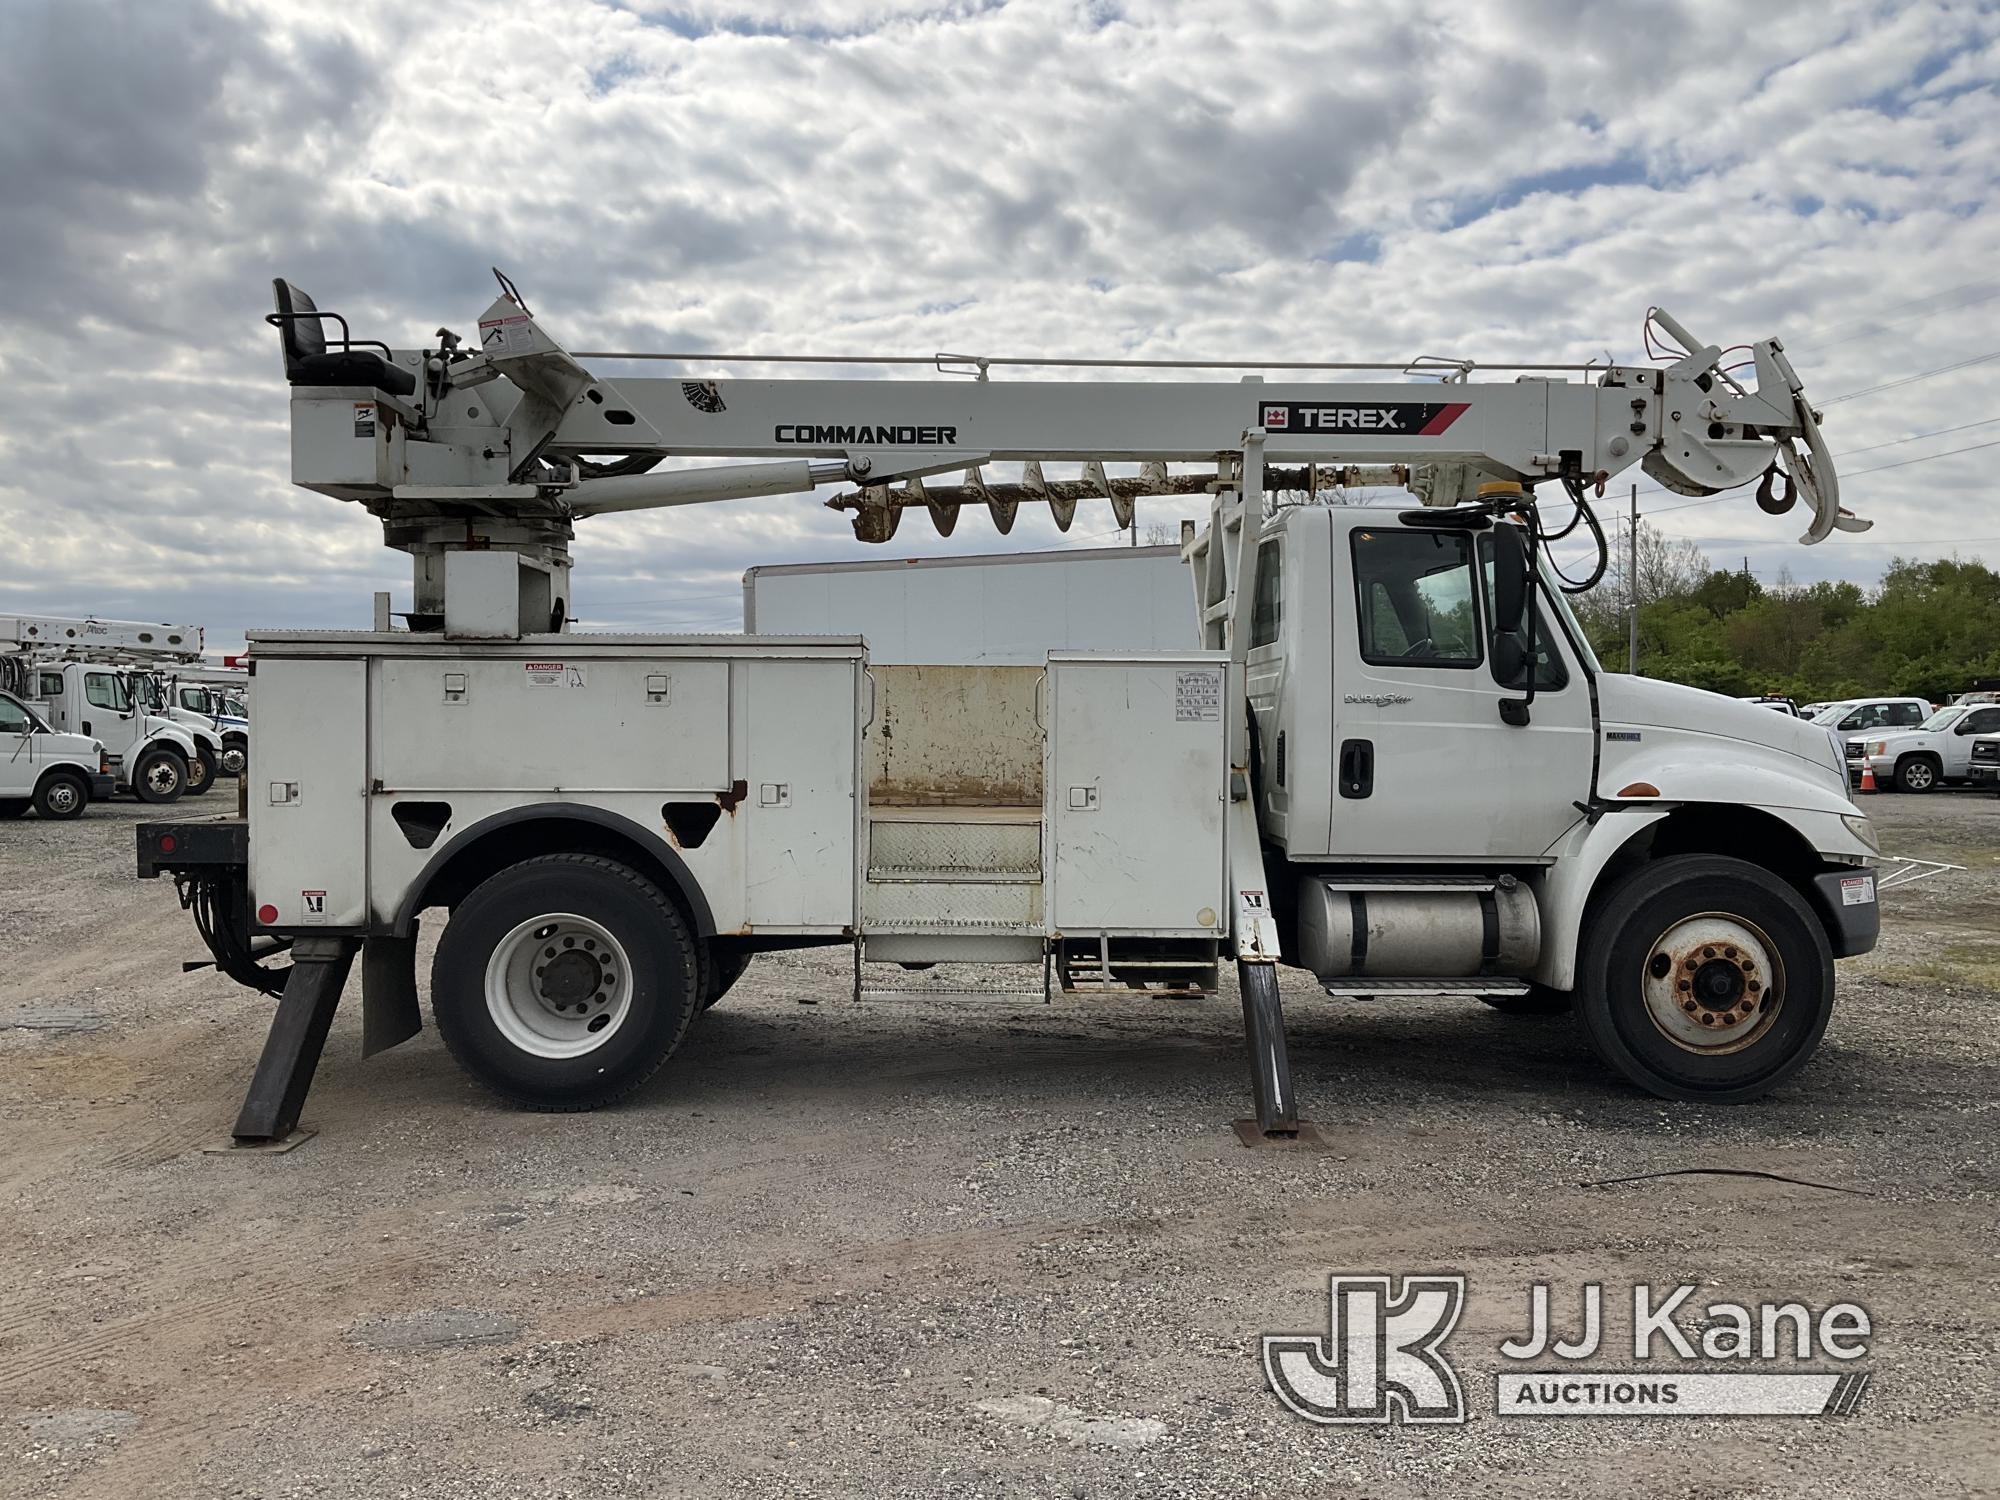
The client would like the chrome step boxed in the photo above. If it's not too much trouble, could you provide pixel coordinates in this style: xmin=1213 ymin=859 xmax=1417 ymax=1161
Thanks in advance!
xmin=1312 ymin=874 xmax=1516 ymax=894
xmin=1320 ymin=977 xmax=1532 ymax=998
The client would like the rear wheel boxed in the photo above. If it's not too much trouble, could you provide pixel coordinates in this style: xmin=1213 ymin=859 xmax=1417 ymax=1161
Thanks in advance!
xmin=186 ymin=749 xmax=218 ymax=796
xmin=33 ymin=772 xmax=88 ymax=821
xmin=1894 ymin=755 xmax=1938 ymax=793
xmin=1575 ymin=854 xmax=1834 ymax=1102
xmin=132 ymin=748 xmax=186 ymax=804
xmin=431 ymin=853 xmax=702 ymax=1110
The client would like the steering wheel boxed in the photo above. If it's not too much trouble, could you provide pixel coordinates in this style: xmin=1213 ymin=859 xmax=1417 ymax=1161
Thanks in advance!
xmin=1403 ymin=637 xmax=1438 ymax=660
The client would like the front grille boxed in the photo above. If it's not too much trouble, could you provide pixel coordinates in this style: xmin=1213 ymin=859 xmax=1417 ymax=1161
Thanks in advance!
xmin=1843 ymin=741 xmax=1864 ymax=759
xmin=1973 ymin=743 xmax=2000 ymax=764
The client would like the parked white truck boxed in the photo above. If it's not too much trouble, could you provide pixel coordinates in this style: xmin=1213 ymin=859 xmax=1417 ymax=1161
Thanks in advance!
xmin=0 ymin=617 xmax=233 ymax=800
xmin=1856 ymin=701 xmax=2000 ymax=791
xmin=139 ymin=278 xmax=1880 ymax=1144
xmin=0 ymin=689 xmax=115 ymax=819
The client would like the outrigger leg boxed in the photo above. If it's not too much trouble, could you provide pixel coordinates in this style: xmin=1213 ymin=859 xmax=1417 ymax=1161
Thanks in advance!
xmin=1238 ymin=959 xmax=1299 ymax=1137
xmin=232 ymin=936 xmax=360 ymax=1143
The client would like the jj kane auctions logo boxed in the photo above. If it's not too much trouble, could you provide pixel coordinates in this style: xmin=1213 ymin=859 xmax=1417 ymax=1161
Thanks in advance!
xmin=1263 ymin=1275 xmax=1873 ymax=1423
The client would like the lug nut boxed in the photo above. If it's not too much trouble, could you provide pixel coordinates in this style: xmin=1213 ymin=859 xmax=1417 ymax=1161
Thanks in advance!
xmin=1699 ymin=1013 xmax=1717 ymax=1027
xmin=1682 ymin=999 xmax=1697 ymax=1012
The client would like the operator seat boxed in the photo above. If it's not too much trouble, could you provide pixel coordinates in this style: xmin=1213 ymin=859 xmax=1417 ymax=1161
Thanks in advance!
xmin=270 ymin=279 xmax=417 ymax=397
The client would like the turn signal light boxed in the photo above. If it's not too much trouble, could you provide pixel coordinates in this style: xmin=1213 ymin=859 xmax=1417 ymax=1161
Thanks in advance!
xmin=1616 ymin=782 xmax=1661 ymax=798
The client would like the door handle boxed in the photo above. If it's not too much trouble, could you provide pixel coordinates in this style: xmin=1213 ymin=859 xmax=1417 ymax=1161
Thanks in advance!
xmin=1339 ymin=738 xmax=1373 ymax=799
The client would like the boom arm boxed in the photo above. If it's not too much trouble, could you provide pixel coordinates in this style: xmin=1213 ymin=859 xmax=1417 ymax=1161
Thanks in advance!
xmin=272 ymin=274 xmax=1865 ymax=631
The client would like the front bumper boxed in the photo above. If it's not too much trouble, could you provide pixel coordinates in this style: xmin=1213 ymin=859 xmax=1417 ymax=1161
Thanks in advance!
xmin=89 ymin=773 xmax=116 ymax=801
xmin=1809 ymin=868 xmax=1880 ymax=958
xmin=1968 ymin=762 xmax=1999 ymax=785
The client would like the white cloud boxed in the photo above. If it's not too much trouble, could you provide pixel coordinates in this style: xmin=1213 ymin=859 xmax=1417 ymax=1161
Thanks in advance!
xmin=1 ymin=0 xmax=1996 ymax=645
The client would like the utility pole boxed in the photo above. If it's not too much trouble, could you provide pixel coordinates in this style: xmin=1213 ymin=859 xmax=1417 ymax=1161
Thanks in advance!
xmin=1627 ymin=483 xmax=1640 ymax=675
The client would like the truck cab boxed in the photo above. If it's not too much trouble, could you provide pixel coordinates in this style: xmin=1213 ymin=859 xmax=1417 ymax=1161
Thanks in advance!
xmin=1243 ymin=505 xmax=1874 ymax=1098
xmin=23 ymin=662 xmax=210 ymax=803
xmin=0 ymin=690 xmax=114 ymax=819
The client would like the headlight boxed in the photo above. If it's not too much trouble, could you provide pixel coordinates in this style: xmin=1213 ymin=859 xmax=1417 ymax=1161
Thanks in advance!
xmin=1868 ymin=741 xmax=1887 ymax=757
xmin=1841 ymin=812 xmax=1880 ymax=853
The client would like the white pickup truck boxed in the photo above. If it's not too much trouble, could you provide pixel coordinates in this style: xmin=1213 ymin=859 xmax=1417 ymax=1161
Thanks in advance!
xmin=0 ymin=690 xmax=115 ymax=819
xmin=1858 ymin=702 xmax=2000 ymax=792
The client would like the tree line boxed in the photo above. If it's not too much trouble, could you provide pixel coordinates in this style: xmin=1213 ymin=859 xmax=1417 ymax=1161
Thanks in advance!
xmin=1568 ymin=525 xmax=2000 ymax=704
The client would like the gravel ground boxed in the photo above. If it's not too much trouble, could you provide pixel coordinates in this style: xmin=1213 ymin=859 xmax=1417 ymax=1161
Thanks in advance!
xmin=1 ymin=793 xmax=1996 ymax=1497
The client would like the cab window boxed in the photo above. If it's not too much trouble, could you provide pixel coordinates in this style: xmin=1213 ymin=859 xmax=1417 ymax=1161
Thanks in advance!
xmin=0 ymin=696 xmax=32 ymax=734
xmin=84 ymin=672 xmax=129 ymax=711
xmin=38 ymin=672 xmax=63 ymax=699
xmin=1250 ymin=540 xmax=1282 ymax=648
xmin=1888 ymin=702 xmax=1924 ymax=726
xmin=1960 ymin=707 xmax=2000 ymax=735
xmin=1352 ymin=530 xmax=1481 ymax=667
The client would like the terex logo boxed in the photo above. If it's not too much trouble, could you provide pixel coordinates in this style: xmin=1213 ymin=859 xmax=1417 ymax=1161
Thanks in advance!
xmin=1256 ymin=401 xmax=1470 ymax=437
xmin=1263 ymin=1274 xmax=1466 ymax=1424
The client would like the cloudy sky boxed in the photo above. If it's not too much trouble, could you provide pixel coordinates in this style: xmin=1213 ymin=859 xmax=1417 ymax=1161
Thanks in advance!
xmin=1 ymin=0 xmax=1995 ymax=651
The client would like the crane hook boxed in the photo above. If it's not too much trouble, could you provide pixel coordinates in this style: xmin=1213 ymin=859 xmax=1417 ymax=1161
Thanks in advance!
xmin=1755 ymin=464 xmax=1797 ymax=516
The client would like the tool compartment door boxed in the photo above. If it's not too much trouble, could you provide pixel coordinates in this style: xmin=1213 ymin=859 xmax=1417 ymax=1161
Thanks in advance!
xmin=250 ymin=657 xmax=368 ymax=929
xmin=1046 ymin=652 xmax=1228 ymax=934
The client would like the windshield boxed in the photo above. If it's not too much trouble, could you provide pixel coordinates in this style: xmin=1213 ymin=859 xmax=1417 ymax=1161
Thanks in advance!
xmin=1808 ymin=702 xmax=1858 ymax=726
xmin=1920 ymin=706 xmax=1964 ymax=731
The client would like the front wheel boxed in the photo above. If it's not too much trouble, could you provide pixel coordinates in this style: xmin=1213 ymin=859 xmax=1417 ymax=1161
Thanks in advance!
xmin=1894 ymin=756 xmax=1938 ymax=793
xmin=33 ymin=772 xmax=88 ymax=821
xmin=431 ymin=853 xmax=703 ymax=1110
xmin=1575 ymin=854 xmax=1834 ymax=1102
xmin=221 ymin=740 xmax=248 ymax=776
xmin=131 ymin=748 xmax=186 ymax=804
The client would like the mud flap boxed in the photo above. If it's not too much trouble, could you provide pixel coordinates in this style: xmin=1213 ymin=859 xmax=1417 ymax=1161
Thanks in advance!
xmin=362 ymin=925 xmax=423 ymax=1056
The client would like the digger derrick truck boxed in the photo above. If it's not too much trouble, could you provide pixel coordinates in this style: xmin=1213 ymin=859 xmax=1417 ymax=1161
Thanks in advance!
xmin=138 ymin=275 xmax=1881 ymax=1145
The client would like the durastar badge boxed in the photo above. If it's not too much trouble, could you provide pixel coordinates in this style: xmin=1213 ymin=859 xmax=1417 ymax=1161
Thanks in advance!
xmin=1258 ymin=401 xmax=1470 ymax=437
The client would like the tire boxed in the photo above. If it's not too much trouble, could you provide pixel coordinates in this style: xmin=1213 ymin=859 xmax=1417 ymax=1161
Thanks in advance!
xmin=431 ymin=853 xmax=703 ymax=1110
xmin=1574 ymin=854 xmax=1834 ymax=1103
xmin=221 ymin=739 xmax=248 ymax=777
xmin=185 ymin=749 xmax=218 ymax=797
xmin=33 ymin=772 xmax=88 ymax=821
xmin=1481 ymin=985 xmax=1572 ymax=1016
xmin=701 ymin=946 xmax=753 ymax=1011
xmin=1894 ymin=755 xmax=1938 ymax=793
xmin=131 ymin=748 xmax=186 ymax=804
xmin=0 ymin=799 xmax=28 ymax=819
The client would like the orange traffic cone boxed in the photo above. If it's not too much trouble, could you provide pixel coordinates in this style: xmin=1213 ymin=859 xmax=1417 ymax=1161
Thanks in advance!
xmin=1857 ymin=761 xmax=1877 ymax=794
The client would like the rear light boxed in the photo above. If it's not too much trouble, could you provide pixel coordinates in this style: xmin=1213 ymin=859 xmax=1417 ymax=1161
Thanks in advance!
xmin=158 ymin=833 xmax=178 ymax=855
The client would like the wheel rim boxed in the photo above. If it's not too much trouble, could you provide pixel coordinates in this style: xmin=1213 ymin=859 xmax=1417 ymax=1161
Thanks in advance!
xmin=1640 ymin=913 xmax=1784 ymax=1054
xmin=44 ymin=782 xmax=79 ymax=815
xmin=484 ymin=913 xmax=633 ymax=1059
xmin=1905 ymin=762 xmax=1933 ymax=789
xmin=222 ymin=748 xmax=247 ymax=775
xmin=143 ymin=759 xmax=181 ymax=796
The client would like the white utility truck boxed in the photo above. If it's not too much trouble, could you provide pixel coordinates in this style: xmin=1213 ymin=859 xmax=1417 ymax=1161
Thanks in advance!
xmin=1 ymin=617 xmax=221 ymax=802
xmin=139 ymin=276 xmax=1880 ymax=1145
xmin=0 ymin=689 xmax=115 ymax=819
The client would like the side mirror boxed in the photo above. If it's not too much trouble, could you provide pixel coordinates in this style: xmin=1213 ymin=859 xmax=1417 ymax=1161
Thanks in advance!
xmin=1489 ymin=522 xmax=1537 ymax=719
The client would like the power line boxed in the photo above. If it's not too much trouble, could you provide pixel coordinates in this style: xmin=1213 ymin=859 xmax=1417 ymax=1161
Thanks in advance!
xmin=1820 ymin=350 xmax=2000 ymax=405
xmin=1645 ymin=438 xmax=2000 ymax=518
xmin=1790 ymin=280 xmax=2000 ymax=356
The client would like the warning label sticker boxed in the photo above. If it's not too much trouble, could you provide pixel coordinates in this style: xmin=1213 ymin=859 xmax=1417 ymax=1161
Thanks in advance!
xmin=1840 ymin=874 xmax=1876 ymax=906
xmin=479 ymin=313 xmax=534 ymax=355
xmin=352 ymin=402 xmax=375 ymax=438
xmin=1175 ymin=669 xmax=1222 ymax=722
xmin=301 ymin=890 xmax=327 ymax=924
xmin=524 ymin=661 xmax=587 ymax=689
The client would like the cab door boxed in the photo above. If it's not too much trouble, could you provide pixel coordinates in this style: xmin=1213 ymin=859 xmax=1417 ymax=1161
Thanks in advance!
xmin=1324 ymin=514 xmax=1594 ymax=861
xmin=0 ymin=695 xmax=35 ymax=797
